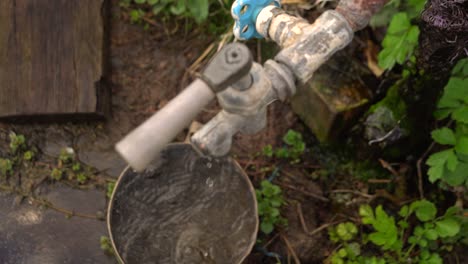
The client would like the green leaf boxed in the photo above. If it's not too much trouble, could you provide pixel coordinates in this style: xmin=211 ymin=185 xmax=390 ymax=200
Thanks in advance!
xmin=270 ymin=208 xmax=280 ymax=217
xmin=399 ymin=205 xmax=409 ymax=217
xmin=424 ymin=229 xmax=438 ymax=240
xmin=426 ymin=253 xmax=443 ymax=264
xmin=134 ymin=0 xmax=146 ymax=3
xmin=170 ymin=5 xmax=186 ymax=15
xmin=336 ymin=222 xmax=358 ymax=241
xmin=346 ymin=242 xmax=361 ymax=258
xmin=443 ymin=161 xmax=468 ymax=186
xmin=426 ymin=149 xmax=452 ymax=166
xmin=437 ymin=78 xmax=467 ymax=109
xmin=434 ymin=109 xmax=452 ymax=120
xmin=451 ymin=58 xmax=468 ymax=76
xmin=455 ymin=137 xmax=468 ymax=155
xmin=270 ymin=197 xmax=282 ymax=207
xmin=452 ymin=106 xmax=468 ymax=124
xmin=435 ymin=217 xmax=461 ymax=237
xmin=407 ymin=0 xmax=427 ymax=19
xmin=427 ymin=164 xmax=444 ymax=182
xmin=431 ymin=127 xmax=456 ymax=145
xmin=411 ymin=200 xmax=437 ymax=222
xmin=261 ymin=221 xmax=274 ymax=234
xmin=446 ymin=150 xmax=459 ymax=172
xmin=186 ymin=0 xmax=209 ymax=24
xmin=359 ymin=204 xmax=375 ymax=224
xmin=378 ymin=12 xmax=419 ymax=70
xmin=368 ymin=206 xmax=398 ymax=249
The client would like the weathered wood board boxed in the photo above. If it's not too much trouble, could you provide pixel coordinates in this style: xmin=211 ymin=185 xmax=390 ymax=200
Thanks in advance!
xmin=0 ymin=0 xmax=109 ymax=121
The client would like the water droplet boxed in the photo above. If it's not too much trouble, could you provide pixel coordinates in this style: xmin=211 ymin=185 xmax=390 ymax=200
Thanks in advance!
xmin=203 ymin=251 xmax=208 ymax=257
xmin=206 ymin=162 xmax=212 ymax=168
xmin=206 ymin=177 xmax=214 ymax=188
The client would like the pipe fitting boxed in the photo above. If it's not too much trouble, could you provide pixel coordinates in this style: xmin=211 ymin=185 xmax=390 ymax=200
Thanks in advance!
xmin=217 ymin=63 xmax=275 ymax=116
xmin=264 ymin=60 xmax=296 ymax=101
xmin=275 ymin=10 xmax=354 ymax=84
xmin=256 ymin=6 xmax=310 ymax=48
xmin=336 ymin=0 xmax=390 ymax=31
xmin=191 ymin=110 xmax=267 ymax=156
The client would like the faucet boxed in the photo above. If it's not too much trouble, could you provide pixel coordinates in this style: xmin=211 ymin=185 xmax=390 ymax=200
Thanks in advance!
xmin=116 ymin=0 xmax=389 ymax=172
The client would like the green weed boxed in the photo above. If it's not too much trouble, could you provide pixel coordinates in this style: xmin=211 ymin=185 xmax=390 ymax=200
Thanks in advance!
xmin=100 ymin=235 xmax=115 ymax=255
xmin=262 ymin=129 xmax=306 ymax=164
xmin=375 ymin=0 xmax=427 ymax=70
xmin=256 ymin=180 xmax=287 ymax=234
xmin=9 ymin=133 xmax=26 ymax=154
xmin=107 ymin=181 xmax=116 ymax=199
xmin=426 ymin=59 xmax=468 ymax=188
xmin=328 ymin=200 xmax=466 ymax=264
xmin=0 ymin=158 xmax=13 ymax=177
xmin=119 ymin=0 xmax=232 ymax=34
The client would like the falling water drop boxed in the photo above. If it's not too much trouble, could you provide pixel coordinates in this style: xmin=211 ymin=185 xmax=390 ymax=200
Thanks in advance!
xmin=206 ymin=177 xmax=214 ymax=188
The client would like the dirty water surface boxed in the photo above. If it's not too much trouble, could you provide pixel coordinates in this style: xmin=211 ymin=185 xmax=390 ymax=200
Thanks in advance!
xmin=109 ymin=144 xmax=257 ymax=264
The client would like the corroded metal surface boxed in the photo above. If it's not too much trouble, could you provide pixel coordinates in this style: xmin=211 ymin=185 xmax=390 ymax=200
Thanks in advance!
xmin=108 ymin=143 xmax=258 ymax=264
xmin=336 ymin=0 xmax=390 ymax=31
xmin=275 ymin=10 xmax=354 ymax=84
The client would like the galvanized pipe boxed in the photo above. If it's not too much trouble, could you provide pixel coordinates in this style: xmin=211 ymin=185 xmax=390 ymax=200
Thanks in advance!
xmin=256 ymin=6 xmax=310 ymax=48
xmin=336 ymin=0 xmax=390 ymax=31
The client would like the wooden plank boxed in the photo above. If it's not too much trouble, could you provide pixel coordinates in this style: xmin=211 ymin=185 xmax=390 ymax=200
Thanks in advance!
xmin=0 ymin=0 xmax=109 ymax=120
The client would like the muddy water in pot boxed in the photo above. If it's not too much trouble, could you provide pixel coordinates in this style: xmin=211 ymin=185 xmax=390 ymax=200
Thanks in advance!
xmin=108 ymin=143 xmax=258 ymax=264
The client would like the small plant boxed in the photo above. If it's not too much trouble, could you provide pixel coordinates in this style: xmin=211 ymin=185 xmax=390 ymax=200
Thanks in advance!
xmin=262 ymin=129 xmax=306 ymax=163
xmin=121 ymin=0 xmax=224 ymax=24
xmin=76 ymin=173 xmax=88 ymax=184
xmin=59 ymin=148 xmax=75 ymax=164
xmin=0 ymin=158 xmax=13 ymax=177
xmin=72 ymin=163 xmax=81 ymax=172
xmin=9 ymin=133 xmax=26 ymax=154
xmin=100 ymin=235 xmax=115 ymax=255
xmin=328 ymin=200 xmax=465 ymax=264
xmin=376 ymin=0 xmax=427 ymax=70
xmin=50 ymin=168 xmax=63 ymax=181
xmin=426 ymin=58 xmax=468 ymax=188
xmin=23 ymin=150 xmax=35 ymax=161
xmin=107 ymin=181 xmax=116 ymax=199
xmin=256 ymin=180 xmax=287 ymax=234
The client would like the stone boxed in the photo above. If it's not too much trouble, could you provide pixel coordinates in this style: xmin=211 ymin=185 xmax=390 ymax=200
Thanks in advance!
xmin=290 ymin=46 xmax=372 ymax=141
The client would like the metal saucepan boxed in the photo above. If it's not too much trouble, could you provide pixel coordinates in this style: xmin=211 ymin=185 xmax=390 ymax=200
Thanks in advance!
xmin=107 ymin=143 xmax=258 ymax=264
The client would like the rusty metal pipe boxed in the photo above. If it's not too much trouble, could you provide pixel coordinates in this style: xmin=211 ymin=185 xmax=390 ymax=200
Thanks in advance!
xmin=336 ymin=0 xmax=390 ymax=31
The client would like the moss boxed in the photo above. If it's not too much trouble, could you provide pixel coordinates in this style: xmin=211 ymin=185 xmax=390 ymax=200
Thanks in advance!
xmin=368 ymin=81 xmax=407 ymax=120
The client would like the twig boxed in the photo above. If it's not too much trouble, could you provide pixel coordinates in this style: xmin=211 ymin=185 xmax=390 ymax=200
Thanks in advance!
xmin=296 ymin=203 xmax=342 ymax=236
xmin=281 ymin=234 xmax=301 ymax=264
xmin=416 ymin=141 xmax=435 ymax=199
xmin=378 ymin=159 xmax=399 ymax=177
xmin=276 ymin=182 xmax=329 ymax=202
xmin=263 ymin=233 xmax=280 ymax=248
xmin=330 ymin=189 xmax=374 ymax=199
xmin=33 ymin=197 xmax=100 ymax=220
xmin=367 ymin=179 xmax=392 ymax=184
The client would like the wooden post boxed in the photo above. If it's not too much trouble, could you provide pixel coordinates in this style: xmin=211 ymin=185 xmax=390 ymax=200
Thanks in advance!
xmin=0 ymin=0 xmax=109 ymax=121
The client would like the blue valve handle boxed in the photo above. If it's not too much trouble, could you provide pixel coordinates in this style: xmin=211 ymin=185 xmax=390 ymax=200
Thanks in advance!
xmin=232 ymin=0 xmax=281 ymax=40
